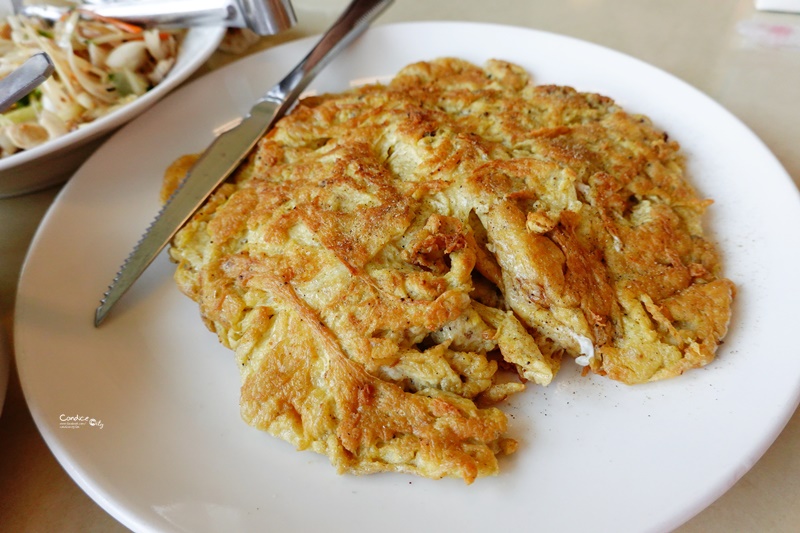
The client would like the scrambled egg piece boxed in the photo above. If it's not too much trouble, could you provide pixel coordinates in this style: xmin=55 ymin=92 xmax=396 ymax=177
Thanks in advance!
xmin=166 ymin=58 xmax=734 ymax=483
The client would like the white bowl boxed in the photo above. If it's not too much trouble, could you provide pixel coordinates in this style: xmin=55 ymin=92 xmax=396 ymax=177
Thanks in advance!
xmin=0 ymin=3 xmax=225 ymax=197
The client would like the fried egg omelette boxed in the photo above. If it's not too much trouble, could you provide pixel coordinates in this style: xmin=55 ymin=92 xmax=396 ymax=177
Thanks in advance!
xmin=165 ymin=58 xmax=735 ymax=483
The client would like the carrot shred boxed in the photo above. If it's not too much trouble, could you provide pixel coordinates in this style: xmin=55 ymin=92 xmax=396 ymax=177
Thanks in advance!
xmin=77 ymin=9 xmax=144 ymax=34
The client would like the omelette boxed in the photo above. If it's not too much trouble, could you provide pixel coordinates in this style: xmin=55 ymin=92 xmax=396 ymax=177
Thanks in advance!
xmin=165 ymin=58 xmax=735 ymax=483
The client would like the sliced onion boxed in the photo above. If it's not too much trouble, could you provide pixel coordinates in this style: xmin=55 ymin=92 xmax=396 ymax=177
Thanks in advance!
xmin=106 ymin=40 xmax=148 ymax=71
xmin=5 ymin=122 xmax=49 ymax=150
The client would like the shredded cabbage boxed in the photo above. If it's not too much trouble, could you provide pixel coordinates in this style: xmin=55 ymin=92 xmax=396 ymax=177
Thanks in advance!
xmin=0 ymin=4 xmax=184 ymax=158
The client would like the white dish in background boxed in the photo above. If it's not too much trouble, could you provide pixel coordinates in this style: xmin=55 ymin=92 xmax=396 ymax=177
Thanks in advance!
xmin=14 ymin=22 xmax=800 ymax=533
xmin=0 ymin=1 xmax=224 ymax=197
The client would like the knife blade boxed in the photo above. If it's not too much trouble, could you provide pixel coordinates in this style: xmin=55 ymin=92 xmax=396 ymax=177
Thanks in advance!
xmin=0 ymin=53 xmax=54 ymax=113
xmin=95 ymin=0 xmax=393 ymax=326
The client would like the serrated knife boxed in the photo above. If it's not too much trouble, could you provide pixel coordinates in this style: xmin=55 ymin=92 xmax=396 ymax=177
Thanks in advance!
xmin=95 ymin=0 xmax=394 ymax=326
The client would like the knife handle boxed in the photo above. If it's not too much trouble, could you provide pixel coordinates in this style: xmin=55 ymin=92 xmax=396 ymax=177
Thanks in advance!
xmin=265 ymin=0 xmax=394 ymax=108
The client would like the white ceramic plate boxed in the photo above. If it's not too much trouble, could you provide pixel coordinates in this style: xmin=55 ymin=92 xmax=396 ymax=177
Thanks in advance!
xmin=15 ymin=22 xmax=800 ymax=533
xmin=0 ymin=1 xmax=224 ymax=197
